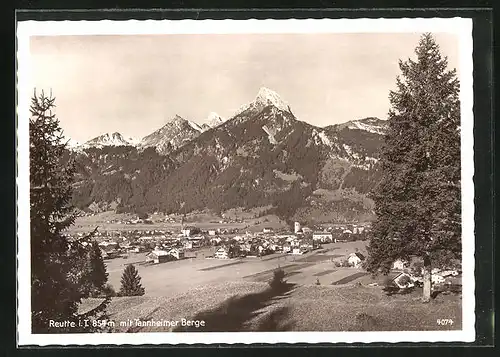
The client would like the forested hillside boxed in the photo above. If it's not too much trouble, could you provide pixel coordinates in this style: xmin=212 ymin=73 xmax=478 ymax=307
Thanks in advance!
xmin=66 ymin=89 xmax=388 ymax=223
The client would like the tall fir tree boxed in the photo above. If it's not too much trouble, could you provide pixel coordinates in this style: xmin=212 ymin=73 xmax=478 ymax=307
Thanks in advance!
xmin=365 ymin=34 xmax=461 ymax=302
xmin=119 ymin=264 xmax=145 ymax=296
xmin=84 ymin=241 xmax=109 ymax=297
xmin=30 ymin=90 xmax=108 ymax=332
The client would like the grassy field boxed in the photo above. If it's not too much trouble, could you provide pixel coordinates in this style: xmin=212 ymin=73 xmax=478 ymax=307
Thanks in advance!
xmin=93 ymin=239 xmax=462 ymax=333
xmin=104 ymin=241 xmax=369 ymax=295
xmin=80 ymin=282 xmax=461 ymax=332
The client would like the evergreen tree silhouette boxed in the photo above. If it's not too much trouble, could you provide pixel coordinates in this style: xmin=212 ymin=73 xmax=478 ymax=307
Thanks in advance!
xmin=30 ymin=89 xmax=108 ymax=333
xmin=365 ymin=34 xmax=461 ymax=302
xmin=119 ymin=264 xmax=145 ymax=296
xmin=87 ymin=241 xmax=109 ymax=297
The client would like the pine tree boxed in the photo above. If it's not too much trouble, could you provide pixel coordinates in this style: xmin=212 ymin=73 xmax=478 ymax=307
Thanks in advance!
xmin=87 ymin=241 xmax=109 ymax=297
xmin=365 ymin=34 xmax=461 ymax=302
xmin=30 ymin=90 xmax=108 ymax=332
xmin=119 ymin=264 xmax=145 ymax=296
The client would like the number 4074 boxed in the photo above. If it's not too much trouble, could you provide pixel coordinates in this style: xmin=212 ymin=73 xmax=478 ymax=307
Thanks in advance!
xmin=437 ymin=319 xmax=454 ymax=326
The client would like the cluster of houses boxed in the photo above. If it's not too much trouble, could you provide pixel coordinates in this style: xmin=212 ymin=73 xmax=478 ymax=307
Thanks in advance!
xmin=388 ymin=259 xmax=462 ymax=289
xmin=71 ymin=220 xmax=371 ymax=265
xmin=145 ymin=247 xmax=185 ymax=263
xmin=207 ymin=222 xmax=369 ymax=260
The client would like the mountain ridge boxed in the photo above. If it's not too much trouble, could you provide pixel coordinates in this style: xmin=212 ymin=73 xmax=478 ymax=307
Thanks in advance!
xmin=66 ymin=88 xmax=386 ymax=223
xmin=67 ymin=88 xmax=387 ymax=153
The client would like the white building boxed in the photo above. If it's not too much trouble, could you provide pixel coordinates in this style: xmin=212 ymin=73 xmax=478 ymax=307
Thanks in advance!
xmin=98 ymin=241 xmax=119 ymax=250
xmin=145 ymin=249 xmax=171 ymax=264
xmin=392 ymin=259 xmax=407 ymax=270
xmin=282 ymin=243 xmax=292 ymax=253
xmin=302 ymin=227 xmax=312 ymax=234
xmin=433 ymin=275 xmax=446 ymax=284
xmin=312 ymin=232 xmax=333 ymax=242
xmin=168 ymin=248 xmax=185 ymax=260
xmin=347 ymin=252 xmax=366 ymax=267
xmin=215 ymin=247 xmax=230 ymax=259
xmin=294 ymin=222 xmax=301 ymax=234
xmin=392 ymin=272 xmax=415 ymax=289
xmin=210 ymin=237 xmax=222 ymax=245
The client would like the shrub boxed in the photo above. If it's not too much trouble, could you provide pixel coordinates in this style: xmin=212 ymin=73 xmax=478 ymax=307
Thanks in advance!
xmin=269 ymin=267 xmax=286 ymax=289
xmin=340 ymin=259 xmax=351 ymax=267
xmin=99 ymin=283 xmax=116 ymax=298
xmin=333 ymin=261 xmax=342 ymax=267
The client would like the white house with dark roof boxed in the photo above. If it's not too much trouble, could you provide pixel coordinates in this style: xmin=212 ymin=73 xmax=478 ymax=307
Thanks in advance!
xmin=146 ymin=249 xmax=171 ymax=264
xmin=392 ymin=272 xmax=415 ymax=289
xmin=168 ymin=247 xmax=185 ymax=260
xmin=348 ymin=252 xmax=366 ymax=267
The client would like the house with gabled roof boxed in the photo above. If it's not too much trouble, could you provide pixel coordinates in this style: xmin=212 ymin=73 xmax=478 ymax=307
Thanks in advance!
xmin=348 ymin=252 xmax=366 ymax=267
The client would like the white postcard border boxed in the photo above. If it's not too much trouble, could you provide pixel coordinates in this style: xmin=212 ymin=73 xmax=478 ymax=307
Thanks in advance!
xmin=16 ymin=17 xmax=475 ymax=346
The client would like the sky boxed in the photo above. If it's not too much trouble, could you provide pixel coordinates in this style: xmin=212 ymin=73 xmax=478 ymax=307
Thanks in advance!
xmin=29 ymin=33 xmax=459 ymax=143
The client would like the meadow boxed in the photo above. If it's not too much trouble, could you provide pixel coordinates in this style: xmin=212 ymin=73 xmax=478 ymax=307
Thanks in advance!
xmin=77 ymin=239 xmax=463 ymax=333
xmin=105 ymin=241 xmax=369 ymax=296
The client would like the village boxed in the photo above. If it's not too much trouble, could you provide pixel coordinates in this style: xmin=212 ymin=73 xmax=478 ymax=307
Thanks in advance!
xmin=71 ymin=215 xmax=461 ymax=297
xmin=74 ymin=218 xmax=369 ymax=263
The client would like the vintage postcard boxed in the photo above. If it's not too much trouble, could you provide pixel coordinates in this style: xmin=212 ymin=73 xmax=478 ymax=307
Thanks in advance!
xmin=17 ymin=17 xmax=474 ymax=345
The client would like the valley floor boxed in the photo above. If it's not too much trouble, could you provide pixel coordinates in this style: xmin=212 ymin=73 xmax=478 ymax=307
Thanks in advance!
xmin=79 ymin=241 xmax=462 ymax=333
xmin=104 ymin=241 xmax=369 ymax=296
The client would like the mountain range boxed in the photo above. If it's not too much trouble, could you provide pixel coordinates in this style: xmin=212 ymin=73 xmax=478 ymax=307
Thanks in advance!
xmin=75 ymin=112 xmax=225 ymax=154
xmin=66 ymin=87 xmax=388 ymax=224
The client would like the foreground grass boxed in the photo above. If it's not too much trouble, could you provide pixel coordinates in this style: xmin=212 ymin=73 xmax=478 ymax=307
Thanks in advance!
xmin=79 ymin=281 xmax=461 ymax=332
xmin=273 ymin=285 xmax=461 ymax=331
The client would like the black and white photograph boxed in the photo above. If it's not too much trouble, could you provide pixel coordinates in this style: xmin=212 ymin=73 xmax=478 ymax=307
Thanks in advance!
xmin=16 ymin=18 xmax=474 ymax=345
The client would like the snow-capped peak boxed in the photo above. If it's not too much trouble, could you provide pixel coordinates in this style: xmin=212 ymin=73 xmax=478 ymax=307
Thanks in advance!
xmin=170 ymin=114 xmax=186 ymax=125
xmin=233 ymin=87 xmax=292 ymax=117
xmin=126 ymin=136 xmax=141 ymax=145
xmin=138 ymin=114 xmax=205 ymax=154
xmin=207 ymin=112 xmax=224 ymax=128
xmin=167 ymin=114 xmax=203 ymax=133
xmin=83 ymin=132 xmax=132 ymax=148
xmin=254 ymin=87 xmax=290 ymax=113
xmin=345 ymin=117 xmax=388 ymax=135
